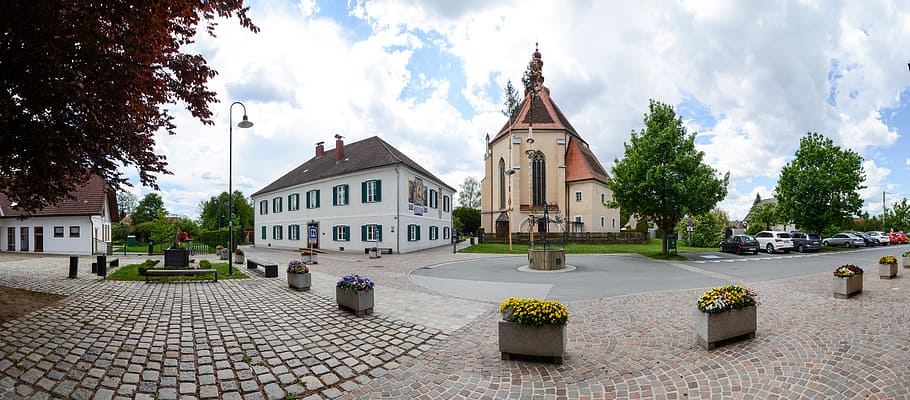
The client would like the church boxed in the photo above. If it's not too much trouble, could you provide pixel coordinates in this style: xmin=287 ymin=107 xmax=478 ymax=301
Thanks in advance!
xmin=480 ymin=46 xmax=620 ymax=237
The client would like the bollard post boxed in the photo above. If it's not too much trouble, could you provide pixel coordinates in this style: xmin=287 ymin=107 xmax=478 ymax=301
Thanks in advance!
xmin=68 ymin=256 xmax=78 ymax=278
xmin=148 ymin=241 xmax=154 ymax=256
xmin=97 ymin=255 xmax=107 ymax=278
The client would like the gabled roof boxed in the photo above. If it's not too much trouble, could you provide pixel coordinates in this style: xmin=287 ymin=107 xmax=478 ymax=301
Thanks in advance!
xmin=565 ymin=138 xmax=609 ymax=184
xmin=252 ymin=136 xmax=455 ymax=197
xmin=0 ymin=175 xmax=117 ymax=219
xmin=493 ymin=86 xmax=580 ymax=143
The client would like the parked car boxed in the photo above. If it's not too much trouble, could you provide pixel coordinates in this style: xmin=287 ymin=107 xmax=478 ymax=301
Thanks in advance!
xmin=895 ymin=231 xmax=909 ymax=244
xmin=719 ymin=235 xmax=760 ymax=255
xmin=865 ymin=231 xmax=891 ymax=245
xmin=847 ymin=231 xmax=877 ymax=247
xmin=822 ymin=233 xmax=866 ymax=248
xmin=754 ymin=231 xmax=794 ymax=254
xmin=789 ymin=231 xmax=822 ymax=253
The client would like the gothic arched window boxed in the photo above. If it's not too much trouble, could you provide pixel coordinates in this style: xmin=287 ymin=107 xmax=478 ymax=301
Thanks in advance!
xmin=532 ymin=152 xmax=546 ymax=206
xmin=499 ymin=158 xmax=506 ymax=209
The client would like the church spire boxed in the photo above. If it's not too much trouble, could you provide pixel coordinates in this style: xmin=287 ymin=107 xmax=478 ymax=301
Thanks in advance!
xmin=522 ymin=42 xmax=544 ymax=96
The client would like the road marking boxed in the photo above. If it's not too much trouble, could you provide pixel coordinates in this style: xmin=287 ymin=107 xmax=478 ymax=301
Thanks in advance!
xmin=669 ymin=262 xmax=741 ymax=282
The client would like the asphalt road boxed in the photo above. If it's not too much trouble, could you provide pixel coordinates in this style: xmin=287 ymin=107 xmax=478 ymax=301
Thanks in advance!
xmin=409 ymin=245 xmax=908 ymax=302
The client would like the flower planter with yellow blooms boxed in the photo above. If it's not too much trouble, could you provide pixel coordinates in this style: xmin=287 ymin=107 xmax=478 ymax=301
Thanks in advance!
xmin=498 ymin=298 xmax=569 ymax=364
xmin=878 ymin=255 xmax=898 ymax=279
xmin=833 ymin=264 xmax=863 ymax=299
xmin=695 ymin=285 xmax=758 ymax=350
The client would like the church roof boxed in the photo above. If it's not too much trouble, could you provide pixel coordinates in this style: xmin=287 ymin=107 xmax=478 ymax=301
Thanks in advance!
xmin=252 ymin=136 xmax=454 ymax=197
xmin=565 ymin=138 xmax=610 ymax=184
xmin=493 ymin=86 xmax=580 ymax=142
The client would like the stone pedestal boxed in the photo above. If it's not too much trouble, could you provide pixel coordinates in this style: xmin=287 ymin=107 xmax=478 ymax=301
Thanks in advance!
xmin=528 ymin=248 xmax=566 ymax=271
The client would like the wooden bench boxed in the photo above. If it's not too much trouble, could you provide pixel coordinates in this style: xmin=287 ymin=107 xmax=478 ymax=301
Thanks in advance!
xmin=247 ymin=259 xmax=278 ymax=278
xmin=145 ymin=268 xmax=218 ymax=283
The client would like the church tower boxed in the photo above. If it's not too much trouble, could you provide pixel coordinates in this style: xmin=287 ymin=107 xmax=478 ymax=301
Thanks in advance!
xmin=481 ymin=45 xmax=620 ymax=237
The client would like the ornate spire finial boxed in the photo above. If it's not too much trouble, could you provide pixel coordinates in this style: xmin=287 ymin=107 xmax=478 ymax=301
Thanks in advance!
xmin=522 ymin=44 xmax=544 ymax=96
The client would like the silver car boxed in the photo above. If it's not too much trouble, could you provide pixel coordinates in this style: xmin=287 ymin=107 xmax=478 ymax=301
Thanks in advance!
xmin=822 ymin=233 xmax=866 ymax=248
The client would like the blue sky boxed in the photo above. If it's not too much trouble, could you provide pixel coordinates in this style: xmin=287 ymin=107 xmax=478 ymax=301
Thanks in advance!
xmin=123 ymin=0 xmax=910 ymax=221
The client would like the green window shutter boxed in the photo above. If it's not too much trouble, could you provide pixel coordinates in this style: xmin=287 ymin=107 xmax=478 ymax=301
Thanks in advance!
xmin=362 ymin=182 xmax=368 ymax=203
xmin=288 ymin=195 xmax=292 ymax=210
xmin=417 ymin=225 xmax=421 ymax=241
xmin=333 ymin=226 xmax=338 ymax=241
xmin=332 ymin=186 xmax=338 ymax=206
xmin=343 ymin=185 xmax=349 ymax=204
xmin=306 ymin=192 xmax=311 ymax=209
xmin=295 ymin=194 xmax=300 ymax=210
xmin=361 ymin=225 xmax=367 ymax=241
xmin=344 ymin=226 xmax=350 ymax=241
xmin=261 ymin=226 xmax=266 ymax=239
xmin=315 ymin=190 xmax=320 ymax=208
xmin=375 ymin=180 xmax=382 ymax=202
xmin=376 ymin=224 xmax=382 ymax=241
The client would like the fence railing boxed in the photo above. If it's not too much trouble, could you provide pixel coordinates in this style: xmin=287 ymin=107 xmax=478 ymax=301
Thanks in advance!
xmin=479 ymin=231 xmax=648 ymax=245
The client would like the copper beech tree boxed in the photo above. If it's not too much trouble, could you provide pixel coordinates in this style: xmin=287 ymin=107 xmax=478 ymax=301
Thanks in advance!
xmin=0 ymin=1 xmax=259 ymax=213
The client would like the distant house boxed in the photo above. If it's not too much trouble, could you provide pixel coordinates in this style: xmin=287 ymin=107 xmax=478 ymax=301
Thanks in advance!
xmin=743 ymin=198 xmax=795 ymax=232
xmin=0 ymin=176 xmax=118 ymax=255
xmin=252 ymin=136 xmax=455 ymax=254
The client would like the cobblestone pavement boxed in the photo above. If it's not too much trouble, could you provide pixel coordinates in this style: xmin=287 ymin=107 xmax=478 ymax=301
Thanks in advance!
xmin=1 ymin=249 xmax=910 ymax=399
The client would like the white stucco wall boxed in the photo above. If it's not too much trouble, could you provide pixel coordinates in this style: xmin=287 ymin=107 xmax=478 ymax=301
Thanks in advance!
xmin=1 ymin=216 xmax=97 ymax=255
xmin=253 ymin=165 xmax=454 ymax=254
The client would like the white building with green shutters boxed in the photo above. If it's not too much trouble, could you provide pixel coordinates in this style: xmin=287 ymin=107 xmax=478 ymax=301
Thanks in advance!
xmin=251 ymin=136 xmax=456 ymax=254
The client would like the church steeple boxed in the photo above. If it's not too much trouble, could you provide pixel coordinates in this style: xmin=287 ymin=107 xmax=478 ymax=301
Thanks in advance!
xmin=522 ymin=42 xmax=545 ymax=96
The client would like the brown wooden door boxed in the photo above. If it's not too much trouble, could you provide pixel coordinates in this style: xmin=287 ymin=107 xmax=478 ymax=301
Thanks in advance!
xmin=34 ymin=227 xmax=43 ymax=252
xmin=495 ymin=221 xmax=508 ymax=238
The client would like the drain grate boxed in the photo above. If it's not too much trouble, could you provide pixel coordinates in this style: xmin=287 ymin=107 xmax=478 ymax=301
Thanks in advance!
xmin=368 ymin=265 xmax=383 ymax=268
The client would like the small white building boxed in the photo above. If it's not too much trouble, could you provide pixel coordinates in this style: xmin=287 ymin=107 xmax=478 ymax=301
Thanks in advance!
xmin=0 ymin=175 xmax=117 ymax=255
xmin=251 ymin=136 xmax=456 ymax=254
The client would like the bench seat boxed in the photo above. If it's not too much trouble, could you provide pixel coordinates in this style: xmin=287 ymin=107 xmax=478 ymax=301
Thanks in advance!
xmin=247 ymin=259 xmax=278 ymax=278
xmin=145 ymin=268 xmax=218 ymax=282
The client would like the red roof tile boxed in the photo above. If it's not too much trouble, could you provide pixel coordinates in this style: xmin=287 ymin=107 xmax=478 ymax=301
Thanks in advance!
xmin=0 ymin=175 xmax=116 ymax=219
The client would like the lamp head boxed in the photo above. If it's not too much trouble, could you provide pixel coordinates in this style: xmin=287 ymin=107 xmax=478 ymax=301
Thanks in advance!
xmin=237 ymin=115 xmax=254 ymax=128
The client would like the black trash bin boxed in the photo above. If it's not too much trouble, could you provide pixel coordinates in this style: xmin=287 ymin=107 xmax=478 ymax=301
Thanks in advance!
xmin=97 ymin=255 xmax=107 ymax=278
xmin=68 ymin=256 xmax=78 ymax=278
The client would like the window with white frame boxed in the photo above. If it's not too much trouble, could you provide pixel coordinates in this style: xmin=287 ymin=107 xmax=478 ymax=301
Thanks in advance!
xmin=54 ymin=226 xmax=64 ymax=238
xmin=443 ymin=227 xmax=450 ymax=239
xmin=333 ymin=184 xmax=348 ymax=206
xmin=363 ymin=224 xmax=382 ymax=242
xmin=288 ymin=193 xmax=300 ymax=211
xmin=601 ymin=193 xmax=605 ymax=204
xmin=69 ymin=226 xmax=80 ymax=237
xmin=273 ymin=225 xmax=283 ymax=240
xmin=363 ymin=180 xmax=381 ymax=203
xmin=429 ymin=226 xmax=438 ymax=240
xmin=334 ymin=225 xmax=350 ymax=241
xmin=288 ymin=225 xmax=299 ymax=240
xmin=408 ymin=224 xmax=420 ymax=241
xmin=613 ymin=218 xmax=616 ymax=228
xmin=601 ymin=216 xmax=605 ymax=227
xmin=273 ymin=197 xmax=283 ymax=213
xmin=259 ymin=200 xmax=268 ymax=215
xmin=429 ymin=189 xmax=438 ymax=209
xmin=575 ymin=192 xmax=582 ymax=202
xmin=442 ymin=195 xmax=450 ymax=212
xmin=306 ymin=190 xmax=320 ymax=209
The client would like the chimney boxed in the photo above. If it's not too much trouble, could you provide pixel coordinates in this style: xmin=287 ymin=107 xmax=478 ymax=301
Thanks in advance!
xmin=315 ymin=141 xmax=325 ymax=157
xmin=335 ymin=134 xmax=344 ymax=161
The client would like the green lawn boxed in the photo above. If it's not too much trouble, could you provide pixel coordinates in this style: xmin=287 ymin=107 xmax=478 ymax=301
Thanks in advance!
xmin=108 ymin=262 xmax=248 ymax=281
xmin=460 ymin=238 xmax=717 ymax=260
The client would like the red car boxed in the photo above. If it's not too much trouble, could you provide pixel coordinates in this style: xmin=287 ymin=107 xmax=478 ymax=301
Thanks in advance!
xmin=897 ymin=231 xmax=908 ymax=244
xmin=887 ymin=231 xmax=905 ymax=244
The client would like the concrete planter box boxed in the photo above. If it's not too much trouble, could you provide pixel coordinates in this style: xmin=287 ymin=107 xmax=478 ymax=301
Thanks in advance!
xmin=879 ymin=263 xmax=897 ymax=279
xmin=903 ymin=257 xmax=910 ymax=268
xmin=234 ymin=254 xmax=244 ymax=264
xmin=288 ymin=272 xmax=311 ymax=291
xmin=163 ymin=249 xmax=189 ymax=268
xmin=694 ymin=305 xmax=756 ymax=350
xmin=220 ymin=250 xmax=229 ymax=260
xmin=833 ymin=275 xmax=863 ymax=299
xmin=302 ymin=253 xmax=318 ymax=264
xmin=336 ymin=287 xmax=374 ymax=316
xmin=498 ymin=320 xmax=566 ymax=364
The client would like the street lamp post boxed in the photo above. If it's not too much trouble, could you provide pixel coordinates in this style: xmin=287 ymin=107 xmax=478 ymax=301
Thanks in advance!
xmin=228 ymin=101 xmax=254 ymax=275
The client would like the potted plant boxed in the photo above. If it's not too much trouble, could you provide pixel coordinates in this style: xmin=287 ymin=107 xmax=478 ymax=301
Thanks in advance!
xmin=694 ymin=284 xmax=758 ymax=350
xmin=336 ymin=274 xmax=374 ymax=316
xmin=498 ymin=297 xmax=569 ymax=364
xmin=903 ymin=251 xmax=910 ymax=268
xmin=286 ymin=260 xmax=311 ymax=291
xmin=234 ymin=249 xmax=245 ymax=264
xmin=833 ymin=264 xmax=863 ymax=299
xmin=878 ymin=255 xmax=898 ymax=279
xmin=215 ymin=245 xmax=224 ymax=257
xmin=164 ymin=242 xmax=190 ymax=268
xmin=301 ymin=250 xmax=318 ymax=264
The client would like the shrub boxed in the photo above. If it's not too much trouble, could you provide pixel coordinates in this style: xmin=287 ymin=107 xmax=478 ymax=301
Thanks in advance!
xmin=336 ymin=274 xmax=373 ymax=292
xmin=878 ymin=255 xmax=897 ymax=265
xmin=137 ymin=259 xmax=160 ymax=276
xmin=235 ymin=249 xmax=244 ymax=255
xmin=287 ymin=260 xmax=309 ymax=274
xmin=834 ymin=264 xmax=863 ymax=277
xmin=199 ymin=260 xmax=212 ymax=268
xmin=697 ymin=285 xmax=758 ymax=314
xmin=903 ymin=251 xmax=910 ymax=258
xmin=499 ymin=297 xmax=569 ymax=327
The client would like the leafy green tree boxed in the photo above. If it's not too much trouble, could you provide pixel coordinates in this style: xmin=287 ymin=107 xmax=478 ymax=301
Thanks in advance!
xmin=458 ymin=177 xmax=481 ymax=209
xmin=134 ymin=221 xmax=155 ymax=243
xmin=774 ymin=132 xmax=865 ymax=234
xmin=609 ymin=100 xmax=729 ymax=255
xmin=745 ymin=201 xmax=781 ymax=233
xmin=452 ymin=206 xmax=481 ymax=236
xmin=131 ymin=193 xmax=167 ymax=225
xmin=198 ymin=191 xmax=254 ymax=230
xmin=1 ymin=1 xmax=258 ymax=213
xmin=173 ymin=218 xmax=200 ymax=239
xmin=150 ymin=218 xmax=175 ymax=244
xmin=117 ymin=192 xmax=138 ymax=221
xmin=882 ymin=198 xmax=910 ymax=231
xmin=111 ymin=221 xmax=134 ymax=242
xmin=676 ymin=210 xmax=726 ymax=248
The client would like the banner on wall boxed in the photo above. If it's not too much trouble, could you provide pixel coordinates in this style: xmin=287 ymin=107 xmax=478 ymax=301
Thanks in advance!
xmin=408 ymin=177 xmax=427 ymax=216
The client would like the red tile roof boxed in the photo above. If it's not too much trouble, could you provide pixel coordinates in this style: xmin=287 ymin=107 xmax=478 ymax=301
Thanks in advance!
xmin=493 ymin=86 xmax=580 ymax=143
xmin=0 ymin=175 xmax=117 ymax=219
xmin=565 ymin=138 xmax=610 ymax=184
